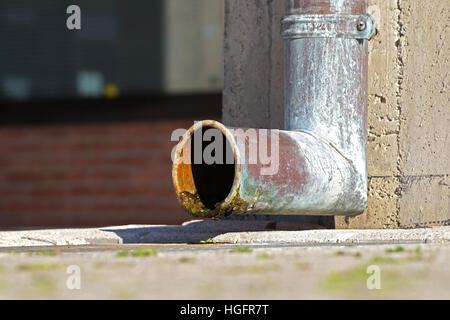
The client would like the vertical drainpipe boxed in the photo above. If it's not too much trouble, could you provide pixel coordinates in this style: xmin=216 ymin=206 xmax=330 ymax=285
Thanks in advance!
xmin=171 ymin=0 xmax=374 ymax=218
xmin=283 ymin=0 xmax=370 ymax=205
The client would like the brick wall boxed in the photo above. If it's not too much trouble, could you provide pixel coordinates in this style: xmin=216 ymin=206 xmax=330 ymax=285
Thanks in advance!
xmin=0 ymin=119 xmax=199 ymax=229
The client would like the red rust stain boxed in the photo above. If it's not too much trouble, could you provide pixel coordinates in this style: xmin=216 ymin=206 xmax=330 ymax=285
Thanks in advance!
xmin=246 ymin=132 xmax=308 ymax=193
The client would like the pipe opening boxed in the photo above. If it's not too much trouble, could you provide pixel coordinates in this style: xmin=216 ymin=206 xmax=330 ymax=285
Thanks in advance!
xmin=190 ymin=126 xmax=236 ymax=210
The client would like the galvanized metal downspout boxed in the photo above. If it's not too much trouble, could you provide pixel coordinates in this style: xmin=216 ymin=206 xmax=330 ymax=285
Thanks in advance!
xmin=172 ymin=0 xmax=374 ymax=218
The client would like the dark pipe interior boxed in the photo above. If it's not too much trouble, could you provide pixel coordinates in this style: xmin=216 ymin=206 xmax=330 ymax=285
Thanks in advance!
xmin=190 ymin=126 xmax=235 ymax=209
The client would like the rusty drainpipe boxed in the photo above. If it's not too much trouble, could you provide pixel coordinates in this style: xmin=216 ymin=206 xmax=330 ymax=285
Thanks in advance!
xmin=172 ymin=0 xmax=374 ymax=218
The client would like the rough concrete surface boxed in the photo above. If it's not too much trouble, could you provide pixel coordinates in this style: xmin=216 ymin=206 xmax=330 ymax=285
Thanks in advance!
xmin=0 ymin=243 xmax=448 ymax=299
xmin=336 ymin=0 xmax=449 ymax=229
xmin=223 ymin=0 xmax=285 ymax=130
xmin=1 ymin=223 xmax=449 ymax=299
xmin=0 ymin=221 xmax=449 ymax=247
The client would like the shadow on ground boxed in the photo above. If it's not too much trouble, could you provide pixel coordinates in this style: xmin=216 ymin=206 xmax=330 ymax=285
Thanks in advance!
xmin=101 ymin=219 xmax=327 ymax=244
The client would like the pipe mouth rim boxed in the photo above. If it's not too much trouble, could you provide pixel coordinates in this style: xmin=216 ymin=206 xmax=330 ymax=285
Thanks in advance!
xmin=172 ymin=120 xmax=242 ymax=218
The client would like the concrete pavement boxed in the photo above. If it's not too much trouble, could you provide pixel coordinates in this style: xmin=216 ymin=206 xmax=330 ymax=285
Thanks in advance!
xmin=0 ymin=242 xmax=449 ymax=299
xmin=0 ymin=222 xmax=449 ymax=299
xmin=1 ymin=220 xmax=449 ymax=247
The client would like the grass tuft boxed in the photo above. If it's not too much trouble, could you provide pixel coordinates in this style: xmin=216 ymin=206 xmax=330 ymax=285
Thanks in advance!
xmin=178 ymin=257 xmax=196 ymax=263
xmin=26 ymin=250 xmax=60 ymax=257
xmin=17 ymin=263 xmax=61 ymax=271
xmin=385 ymin=246 xmax=405 ymax=253
xmin=117 ymin=249 xmax=157 ymax=258
xmin=256 ymin=253 xmax=274 ymax=260
xmin=230 ymin=247 xmax=253 ymax=253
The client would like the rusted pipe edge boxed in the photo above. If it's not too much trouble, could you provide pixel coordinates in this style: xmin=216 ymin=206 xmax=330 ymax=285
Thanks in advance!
xmin=172 ymin=120 xmax=367 ymax=218
xmin=172 ymin=120 xmax=243 ymax=218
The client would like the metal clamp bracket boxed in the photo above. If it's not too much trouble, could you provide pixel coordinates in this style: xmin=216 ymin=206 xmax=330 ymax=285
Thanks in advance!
xmin=281 ymin=14 xmax=375 ymax=40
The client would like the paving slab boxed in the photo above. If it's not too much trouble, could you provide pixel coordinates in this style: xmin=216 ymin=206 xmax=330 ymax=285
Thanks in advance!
xmin=0 ymin=220 xmax=449 ymax=248
xmin=0 ymin=243 xmax=449 ymax=299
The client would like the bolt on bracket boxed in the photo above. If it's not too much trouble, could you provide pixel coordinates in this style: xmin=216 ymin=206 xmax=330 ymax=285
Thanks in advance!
xmin=281 ymin=14 xmax=375 ymax=40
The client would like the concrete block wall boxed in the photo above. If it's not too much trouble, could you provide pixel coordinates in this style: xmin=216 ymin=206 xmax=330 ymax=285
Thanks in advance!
xmin=223 ymin=0 xmax=449 ymax=228
xmin=336 ymin=0 xmax=449 ymax=228
xmin=223 ymin=0 xmax=285 ymax=130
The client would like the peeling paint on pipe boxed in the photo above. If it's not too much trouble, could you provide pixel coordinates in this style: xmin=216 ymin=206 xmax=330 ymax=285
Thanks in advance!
xmin=172 ymin=0 xmax=369 ymax=218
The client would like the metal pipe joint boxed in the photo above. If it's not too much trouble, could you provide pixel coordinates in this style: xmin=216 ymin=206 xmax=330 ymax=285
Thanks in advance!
xmin=172 ymin=0 xmax=372 ymax=218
